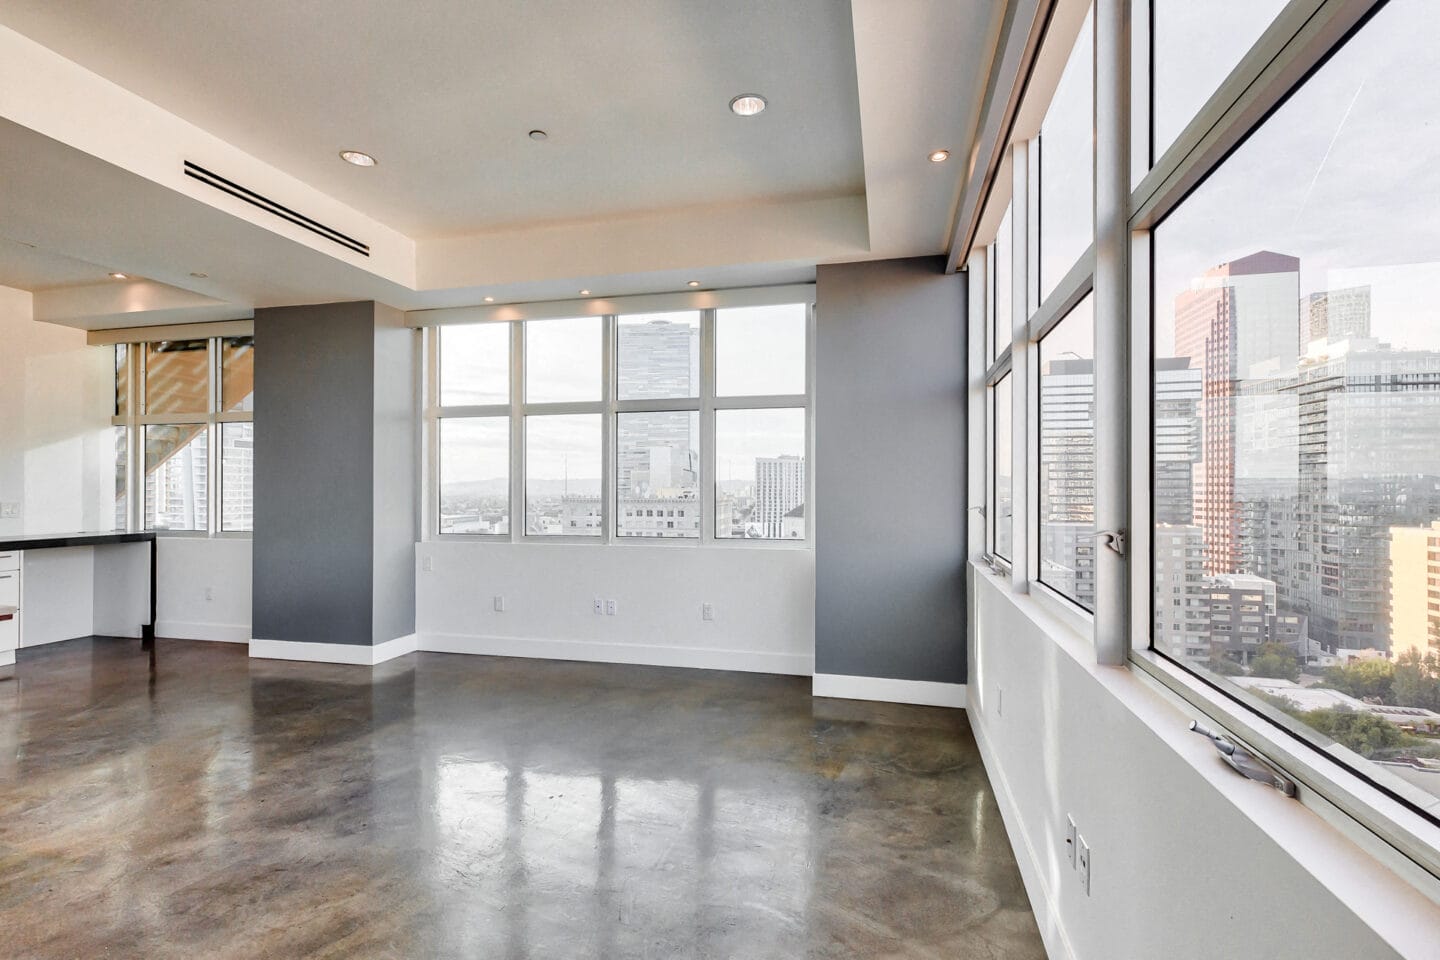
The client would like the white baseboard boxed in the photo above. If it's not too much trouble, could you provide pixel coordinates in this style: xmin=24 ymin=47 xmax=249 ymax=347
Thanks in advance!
xmin=419 ymin=632 xmax=814 ymax=676
xmin=971 ymin=714 xmax=1076 ymax=960
xmin=156 ymin=620 xmax=250 ymax=644
xmin=812 ymin=673 xmax=967 ymax=708
xmin=249 ymin=633 xmax=419 ymax=666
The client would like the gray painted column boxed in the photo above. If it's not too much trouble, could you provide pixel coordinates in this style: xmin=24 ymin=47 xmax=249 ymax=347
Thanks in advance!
xmin=814 ymin=257 xmax=968 ymax=684
xmin=252 ymin=301 xmax=417 ymax=646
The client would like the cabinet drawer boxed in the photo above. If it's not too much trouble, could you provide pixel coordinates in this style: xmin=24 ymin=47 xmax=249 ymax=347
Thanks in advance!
xmin=0 ymin=614 xmax=16 ymax=653
xmin=0 ymin=571 xmax=17 ymax=606
xmin=0 ymin=551 xmax=17 ymax=572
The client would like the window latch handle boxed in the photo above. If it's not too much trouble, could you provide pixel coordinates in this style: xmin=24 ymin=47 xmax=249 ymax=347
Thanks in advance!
xmin=1096 ymin=529 xmax=1126 ymax=557
xmin=1190 ymin=721 xmax=1297 ymax=798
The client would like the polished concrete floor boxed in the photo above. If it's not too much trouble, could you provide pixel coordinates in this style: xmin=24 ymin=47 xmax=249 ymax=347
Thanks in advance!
xmin=0 ymin=638 xmax=1044 ymax=959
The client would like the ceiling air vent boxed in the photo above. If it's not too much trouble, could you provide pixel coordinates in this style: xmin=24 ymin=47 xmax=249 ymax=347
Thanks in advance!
xmin=183 ymin=160 xmax=370 ymax=257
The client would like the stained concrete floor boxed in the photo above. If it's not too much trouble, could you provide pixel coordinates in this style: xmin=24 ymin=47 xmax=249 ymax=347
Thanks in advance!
xmin=0 ymin=637 xmax=1044 ymax=960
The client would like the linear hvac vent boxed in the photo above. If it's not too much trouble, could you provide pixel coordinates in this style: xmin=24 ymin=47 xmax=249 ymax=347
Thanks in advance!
xmin=183 ymin=161 xmax=370 ymax=257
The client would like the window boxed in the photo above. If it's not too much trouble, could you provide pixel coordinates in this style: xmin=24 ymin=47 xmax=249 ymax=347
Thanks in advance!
xmin=113 ymin=331 xmax=254 ymax=536
xmin=992 ymin=373 xmax=1013 ymax=561
xmin=617 ymin=411 xmax=698 ymax=538
xmin=1038 ymin=294 xmax=1095 ymax=609
xmin=1037 ymin=6 xmax=1094 ymax=304
xmin=715 ymin=409 xmax=806 ymax=540
xmin=991 ymin=205 xmax=1013 ymax=362
xmin=1151 ymin=0 xmax=1440 ymax=816
xmin=429 ymin=294 xmax=810 ymax=545
xmin=526 ymin=316 xmax=602 ymax=403
xmin=525 ymin=414 xmax=601 ymax=536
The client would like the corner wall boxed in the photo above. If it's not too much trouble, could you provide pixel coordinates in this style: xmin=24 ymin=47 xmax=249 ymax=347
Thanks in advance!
xmin=813 ymin=257 xmax=968 ymax=690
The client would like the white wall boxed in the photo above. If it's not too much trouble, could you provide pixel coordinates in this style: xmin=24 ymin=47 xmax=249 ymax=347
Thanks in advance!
xmin=0 ymin=284 xmax=115 ymax=537
xmin=417 ymin=541 xmax=814 ymax=675
xmin=156 ymin=537 xmax=252 ymax=642
xmin=969 ymin=568 xmax=1439 ymax=960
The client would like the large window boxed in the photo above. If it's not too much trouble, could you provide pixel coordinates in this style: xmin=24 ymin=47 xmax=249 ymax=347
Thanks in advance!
xmin=971 ymin=0 xmax=1440 ymax=885
xmin=113 ymin=331 xmax=254 ymax=535
xmin=430 ymin=295 xmax=811 ymax=544
xmin=1150 ymin=0 xmax=1440 ymax=814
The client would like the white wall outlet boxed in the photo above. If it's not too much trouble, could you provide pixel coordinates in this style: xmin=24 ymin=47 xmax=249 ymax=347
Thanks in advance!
xmin=701 ymin=602 xmax=715 ymax=621
xmin=593 ymin=598 xmax=604 ymax=615
xmin=1077 ymin=834 xmax=1091 ymax=896
xmin=605 ymin=599 xmax=617 ymax=616
xmin=0 ymin=502 xmax=19 ymax=519
xmin=493 ymin=595 xmax=505 ymax=613
xmin=1065 ymin=815 xmax=1077 ymax=868
xmin=421 ymin=556 xmax=434 ymax=572
xmin=204 ymin=586 xmax=215 ymax=602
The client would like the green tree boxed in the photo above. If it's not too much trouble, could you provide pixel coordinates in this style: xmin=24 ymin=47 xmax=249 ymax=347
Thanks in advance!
xmin=1391 ymin=650 xmax=1440 ymax=711
xmin=1321 ymin=657 xmax=1395 ymax=701
xmin=1249 ymin=643 xmax=1300 ymax=681
xmin=1303 ymin=707 xmax=1405 ymax=756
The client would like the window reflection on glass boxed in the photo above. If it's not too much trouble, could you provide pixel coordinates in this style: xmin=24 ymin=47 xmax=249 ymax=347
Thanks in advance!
xmin=220 ymin=422 xmax=254 ymax=532
xmin=1150 ymin=0 xmax=1288 ymax=166
xmin=439 ymin=418 xmax=509 ymax=535
xmin=1038 ymin=6 xmax=1094 ymax=304
xmin=145 ymin=340 xmax=209 ymax=415
xmin=715 ymin=408 xmax=805 ymax=540
xmin=618 ymin=312 xmax=700 ymax=401
xmin=617 ymin=411 xmax=699 ymax=539
xmin=525 ymin=414 xmax=601 ymax=536
xmin=145 ymin=424 xmax=208 ymax=531
xmin=525 ymin=317 xmax=602 ymax=403
xmin=715 ymin=304 xmax=807 ymax=397
xmin=1152 ymin=0 xmax=1440 ymax=809
xmin=221 ymin=336 xmax=255 ymax=413
xmin=441 ymin=324 xmax=509 ymax=406
xmin=1038 ymin=295 xmax=1095 ymax=609
xmin=993 ymin=373 xmax=1013 ymax=561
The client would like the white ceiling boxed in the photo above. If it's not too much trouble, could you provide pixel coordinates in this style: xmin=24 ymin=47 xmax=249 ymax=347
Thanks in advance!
xmin=0 ymin=0 xmax=1000 ymax=327
xmin=0 ymin=0 xmax=865 ymax=237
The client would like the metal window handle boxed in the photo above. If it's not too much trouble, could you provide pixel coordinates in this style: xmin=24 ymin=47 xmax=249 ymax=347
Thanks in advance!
xmin=1094 ymin=529 xmax=1126 ymax=556
xmin=1190 ymin=721 xmax=1297 ymax=798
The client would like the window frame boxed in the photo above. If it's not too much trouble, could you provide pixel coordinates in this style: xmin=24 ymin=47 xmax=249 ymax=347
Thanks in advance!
xmin=112 ymin=330 xmax=254 ymax=539
xmin=424 ymin=286 xmax=815 ymax=550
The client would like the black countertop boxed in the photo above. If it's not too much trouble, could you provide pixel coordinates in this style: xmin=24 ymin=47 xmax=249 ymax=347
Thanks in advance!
xmin=0 ymin=531 xmax=156 ymax=551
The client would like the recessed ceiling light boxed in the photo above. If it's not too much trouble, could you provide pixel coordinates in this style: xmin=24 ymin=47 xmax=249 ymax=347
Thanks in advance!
xmin=108 ymin=272 xmax=128 ymax=280
xmin=483 ymin=296 xmax=495 ymax=303
xmin=189 ymin=272 xmax=208 ymax=279
xmin=729 ymin=94 xmax=767 ymax=117
xmin=529 ymin=130 xmax=548 ymax=142
xmin=687 ymin=280 xmax=700 ymax=288
xmin=928 ymin=149 xmax=951 ymax=163
xmin=339 ymin=150 xmax=377 ymax=167
xmin=579 ymin=289 xmax=591 ymax=296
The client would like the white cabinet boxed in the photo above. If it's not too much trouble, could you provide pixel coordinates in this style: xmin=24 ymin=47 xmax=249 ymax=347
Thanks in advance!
xmin=0 ymin=552 xmax=19 ymax=656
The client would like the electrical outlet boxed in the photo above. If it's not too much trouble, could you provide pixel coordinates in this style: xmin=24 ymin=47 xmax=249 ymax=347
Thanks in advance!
xmin=204 ymin=586 xmax=215 ymax=602
xmin=701 ymin=602 xmax=714 ymax=621
xmin=605 ymin=599 xmax=617 ymax=616
xmin=0 ymin=502 xmax=19 ymax=519
xmin=421 ymin=556 xmax=434 ymax=572
xmin=593 ymin=598 xmax=604 ymax=615
xmin=1077 ymin=834 xmax=1091 ymax=896
xmin=493 ymin=596 xmax=505 ymax=613
xmin=1065 ymin=815 xmax=1077 ymax=868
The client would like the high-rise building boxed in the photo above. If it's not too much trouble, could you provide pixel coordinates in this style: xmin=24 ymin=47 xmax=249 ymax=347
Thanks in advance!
xmin=754 ymin=455 xmax=805 ymax=539
xmin=617 ymin=320 xmax=701 ymax=512
xmin=1154 ymin=358 xmax=1202 ymax=525
xmin=1387 ymin=522 xmax=1440 ymax=660
xmin=1174 ymin=251 xmax=1300 ymax=575
xmin=1303 ymin=284 xmax=1371 ymax=348
xmin=1038 ymin=357 xmax=1095 ymax=524
xmin=1153 ymin=524 xmax=1210 ymax=662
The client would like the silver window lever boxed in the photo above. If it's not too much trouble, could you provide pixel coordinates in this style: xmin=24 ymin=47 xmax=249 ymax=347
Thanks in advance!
xmin=1190 ymin=721 xmax=1297 ymax=797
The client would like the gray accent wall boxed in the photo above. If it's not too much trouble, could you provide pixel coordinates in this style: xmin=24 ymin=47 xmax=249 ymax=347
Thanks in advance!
xmin=814 ymin=257 xmax=968 ymax=684
xmin=253 ymin=301 xmax=417 ymax=646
